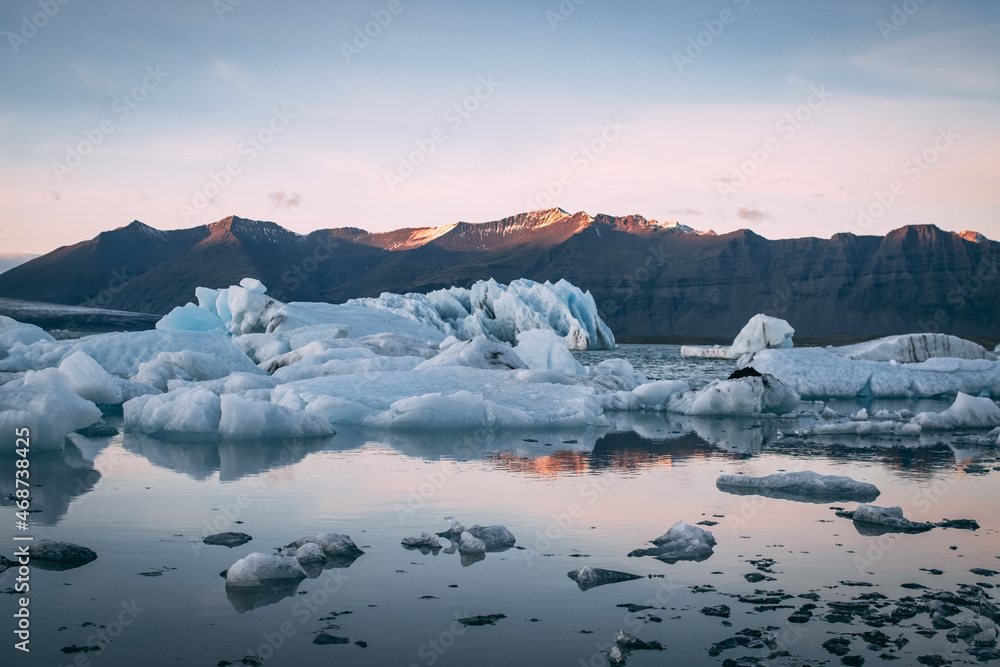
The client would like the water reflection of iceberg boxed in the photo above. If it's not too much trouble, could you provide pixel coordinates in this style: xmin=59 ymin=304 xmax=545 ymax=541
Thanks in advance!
xmin=0 ymin=441 xmax=101 ymax=525
xmin=226 ymin=557 xmax=363 ymax=613
xmin=122 ymin=433 xmax=357 ymax=481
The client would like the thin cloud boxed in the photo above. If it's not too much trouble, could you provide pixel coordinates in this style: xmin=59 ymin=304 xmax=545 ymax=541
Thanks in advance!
xmin=669 ymin=208 xmax=701 ymax=216
xmin=736 ymin=207 xmax=773 ymax=223
xmin=269 ymin=191 xmax=302 ymax=210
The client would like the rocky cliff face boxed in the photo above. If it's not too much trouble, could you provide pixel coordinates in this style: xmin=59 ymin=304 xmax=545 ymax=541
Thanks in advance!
xmin=1 ymin=212 xmax=996 ymax=341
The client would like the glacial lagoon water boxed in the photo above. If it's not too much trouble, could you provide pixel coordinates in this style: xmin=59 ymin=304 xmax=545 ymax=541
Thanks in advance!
xmin=2 ymin=345 xmax=999 ymax=666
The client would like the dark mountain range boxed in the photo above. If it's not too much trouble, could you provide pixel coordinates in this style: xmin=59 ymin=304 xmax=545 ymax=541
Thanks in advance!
xmin=1 ymin=209 xmax=997 ymax=342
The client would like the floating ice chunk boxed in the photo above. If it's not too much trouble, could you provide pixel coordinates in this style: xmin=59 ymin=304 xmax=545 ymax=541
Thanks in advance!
xmin=716 ymin=471 xmax=880 ymax=503
xmin=852 ymin=408 xmax=869 ymax=421
xmin=58 ymin=351 xmax=156 ymax=404
xmin=912 ymin=393 xmax=1000 ymax=430
xmin=0 ymin=369 xmax=101 ymax=450
xmin=947 ymin=616 xmax=999 ymax=646
xmin=313 ymin=533 xmax=365 ymax=562
xmin=682 ymin=314 xmax=793 ymax=359
xmin=666 ymin=375 xmax=799 ymax=416
xmin=402 ymin=533 xmax=443 ymax=551
xmin=567 ymin=567 xmax=642 ymax=591
xmin=628 ymin=521 xmax=716 ymax=563
xmin=846 ymin=505 xmax=934 ymax=534
xmin=0 ymin=315 xmax=54 ymax=352
xmin=834 ymin=333 xmax=997 ymax=363
xmin=591 ymin=359 xmax=641 ymax=380
xmin=415 ymin=336 xmax=527 ymax=372
xmin=468 ymin=525 xmax=516 ymax=552
xmin=0 ymin=338 xmax=70 ymax=372
xmin=373 ymin=391 xmax=534 ymax=429
xmin=515 ymin=329 xmax=586 ymax=375
xmin=225 ymin=553 xmax=307 ymax=588
xmin=292 ymin=542 xmax=328 ymax=568
xmin=631 ymin=380 xmax=690 ymax=410
xmin=218 ymin=395 xmax=334 ymax=440
xmin=123 ymin=387 xmax=222 ymax=436
xmin=156 ymin=303 xmax=227 ymax=333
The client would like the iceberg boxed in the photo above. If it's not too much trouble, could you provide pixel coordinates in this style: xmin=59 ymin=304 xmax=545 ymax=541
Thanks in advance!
xmin=225 ymin=553 xmax=307 ymax=588
xmin=57 ymin=350 xmax=157 ymax=405
xmin=347 ymin=278 xmax=616 ymax=350
xmin=414 ymin=336 xmax=527 ymax=371
xmin=0 ymin=315 xmax=54 ymax=352
xmin=681 ymin=314 xmax=794 ymax=359
xmin=467 ymin=525 xmax=516 ymax=552
xmin=628 ymin=521 xmax=716 ymax=563
xmin=0 ymin=369 xmax=102 ymax=450
xmin=833 ymin=333 xmax=997 ymax=363
xmin=716 ymin=471 xmax=881 ymax=503
xmin=744 ymin=347 xmax=1000 ymax=399
xmin=841 ymin=504 xmax=934 ymax=534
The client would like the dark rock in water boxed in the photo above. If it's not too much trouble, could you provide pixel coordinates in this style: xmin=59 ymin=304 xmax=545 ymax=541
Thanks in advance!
xmin=700 ymin=605 xmax=731 ymax=618
xmin=823 ymin=636 xmax=852 ymax=656
xmin=901 ymin=583 xmax=928 ymax=590
xmin=609 ymin=630 xmax=664 ymax=666
xmin=841 ymin=656 xmax=865 ymax=666
xmin=456 ymin=614 xmax=506 ymax=626
xmin=60 ymin=645 xmax=101 ymax=654
xmin=788 ymin=604 xmax=815 ymax=623
xmin=0 ymin=555 xmax=16 ymax=574
xmin=708 ymin=636 xmax=753 ymax=657
xmin=568 ymin=567 xmax=642 ymax=591
xmin=217 ymin=657 xmax=262 ymax=667
xmin=938 ymin=519 xmax=979 ymax=530
xmin=31 ymin=540 xmax=97 ymax=571
xmin=859 ymin=630 xmax=891 ymax=649
xmin=617 ymin=603 xmax=656 ymax=613
xmin=354 ymin=641 xmax=368 ymax=648
xmin=970 ymin=568 xmax=999 ymax=577
xmin=916 ymin=656 xmax=951 ymax=666
xmin=744 ymin=572 xmax=767 ymax=583
xmin=728 ymin=367 xmax=762 ymax=379
xmin=697 ymin=520 xmax=718 ymax=526
xmin=75 ymin=419 xmax=119 ymax=437
xmin=204 ymin=532 xmax=253 ymax=548
xmin=313 ymin=633 xmax=350 ymax=645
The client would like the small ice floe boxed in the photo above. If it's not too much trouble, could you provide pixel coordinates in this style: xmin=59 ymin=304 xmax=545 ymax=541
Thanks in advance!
xmin=947 ymin=615 xmax=998 ymax=646
xmin=628 ymin=521 xmax=716 ymax=563
xmin=715 ymin=471 xmax=881 ymax=504
xmin=436 ymin=517 xmax=466 ymax=540
xmin=467 ymin=525 xmax=516 ymax=552
xmin=203 ymin=532 xmax=253 ymax=548
xmin=607 ymin=630 xmax=664 ymax=667
xmin=834 ymin=333 xmax=997 ymax=363
xmin=567 ymin=567 xmax=642 ymax=592
xmin=285 ymin=533 xmax=365 ymax=567
xmin=30 ymin=540 xmax=98 ymax=571
xmin=457 ymin=531 xmax=487 ymax=566
xmin=401 ymin=533 xmax=443 ymax=552
xmin=835 ymin=504 xmax=980 ymax=535
xmin=225 ymin=553 xmax=307 ymax=587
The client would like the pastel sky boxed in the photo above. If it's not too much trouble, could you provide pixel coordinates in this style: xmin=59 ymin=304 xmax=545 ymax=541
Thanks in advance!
xmin=1 ymin=0 xmax=998 ymax=254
